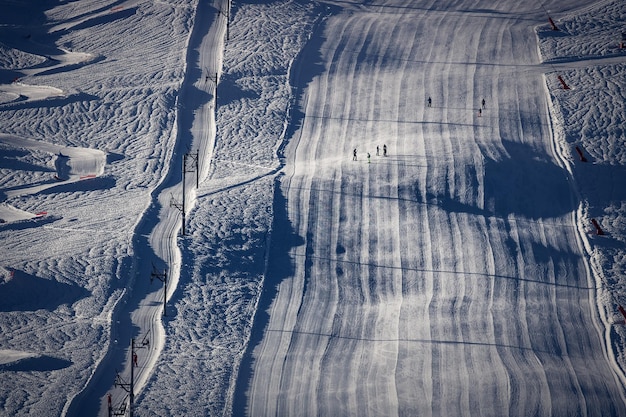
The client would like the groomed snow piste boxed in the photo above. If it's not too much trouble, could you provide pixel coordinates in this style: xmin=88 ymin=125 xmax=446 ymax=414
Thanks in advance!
xmin=1 ymin=0 xmax=625 ymax=416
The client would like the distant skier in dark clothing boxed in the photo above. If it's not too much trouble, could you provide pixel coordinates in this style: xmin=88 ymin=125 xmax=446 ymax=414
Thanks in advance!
xmin=376 ymin=145 xmax=380 ymax=156
xmin=427 ymin=96 xmax=432 ymax=107
xmin=353 ymin=148 xmax=357 ymax=161
xmin=367 ymin=152 xmax=371 ymax=163
xmin=383 ymin=144 xmax=387 ymax=157
xmin=482 ymin=98 xmax=486 ymax=109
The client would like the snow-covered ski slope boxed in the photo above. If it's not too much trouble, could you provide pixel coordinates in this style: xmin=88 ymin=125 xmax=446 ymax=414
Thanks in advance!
xmin=235 ymin=0 xmax=626 ymax=416
xmin=1 ymin=0 xmax=625 ymax=416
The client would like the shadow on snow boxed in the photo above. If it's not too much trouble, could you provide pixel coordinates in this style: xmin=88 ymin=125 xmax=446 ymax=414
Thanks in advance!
xmin=0 ymin=269 xmax=89 ymax=312
xmin=232 ymin=177 xmax=305 ymax=416
xmin=435 ymin=140 xmax=575 ymax=219
xmin=0 ymin=355 xmax=73 ymax=372
xmin=0 ymin=148 xmax=55 ymax=173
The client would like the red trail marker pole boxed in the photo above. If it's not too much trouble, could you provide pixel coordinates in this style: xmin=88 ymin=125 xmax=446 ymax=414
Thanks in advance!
xmin=549 ymin=17 xmax=559 ymax=31
xmin=591 ymin=218 xmax=604 ymax=235
xmin=575 ymin=146 xmax=588 ymax=162
xmin=557 ymin=75 xmax=570 ymax=90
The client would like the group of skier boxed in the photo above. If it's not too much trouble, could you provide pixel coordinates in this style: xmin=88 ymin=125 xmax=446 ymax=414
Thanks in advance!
xmin=351 ymin=97 xmax=487 ymax=161
xmin=428 ymin=96 xmax=486 ymax=112
xmin=353 ymin=143 xmax=387 ymax=163
xmin=428 ymin=95 xmax=489 ymax=127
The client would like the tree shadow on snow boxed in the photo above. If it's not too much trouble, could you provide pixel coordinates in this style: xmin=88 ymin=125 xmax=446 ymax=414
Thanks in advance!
xmin=573 ymin=163 xmax=626 ymax=242
xmin=216 ymin=75 xmax=260 ymax=106
xmin=0 ymin=1 xmax=104 ymax=88
xmin=68 ymin=7 xmax=136 ymax=32
xmin=232 ymin=176 xmax=305 ymax=416
xmin=0 ymin=269 xmax=89 ymax=312
xmin=106 ymin=152 xmax=124 ymax=164
xmin=0 ymin=92 xmax=100 ymax=112
xmin=0 ymin=214 xmax=61 ymax=232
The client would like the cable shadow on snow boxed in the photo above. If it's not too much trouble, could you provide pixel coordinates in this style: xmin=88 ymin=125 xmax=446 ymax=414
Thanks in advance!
xmin=263 ymin=328 xmax=556 ymax=356
xmin=304 ymin=113 xmax=476 ymax=128
xmin=293 ymin=252 xmax=593 ymax=291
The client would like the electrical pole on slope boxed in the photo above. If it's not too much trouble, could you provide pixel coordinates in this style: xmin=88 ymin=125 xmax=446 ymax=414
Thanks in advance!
xmin=151 ymin=264 xmax=168 ymax=316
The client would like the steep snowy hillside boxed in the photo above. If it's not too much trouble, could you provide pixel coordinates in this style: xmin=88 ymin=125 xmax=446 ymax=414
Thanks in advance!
xmin=0 ymin=0 xmax=193 ymax=415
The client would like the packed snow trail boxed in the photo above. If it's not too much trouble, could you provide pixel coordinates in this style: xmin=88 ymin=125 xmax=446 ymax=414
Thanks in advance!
xmin=134 ymin=2 xmax=323 ymax=415
xmin=239 ymin=0 xmax=626 ymax=415
xmin=65 ymin=1 xmax=225 ymax=415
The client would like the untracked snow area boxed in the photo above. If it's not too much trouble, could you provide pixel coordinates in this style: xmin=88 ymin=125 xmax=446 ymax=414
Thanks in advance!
xmin=538 ymin=0 xmax=626 ymax=386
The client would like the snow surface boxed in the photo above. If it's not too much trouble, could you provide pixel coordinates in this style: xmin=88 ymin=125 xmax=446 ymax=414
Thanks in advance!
xmin=0 ymin=0 xmax=625 ymax=416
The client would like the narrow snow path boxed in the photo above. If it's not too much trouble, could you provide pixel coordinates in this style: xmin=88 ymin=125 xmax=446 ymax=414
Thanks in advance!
xmin=243 ymin=1 xmax=626 ymax=415
xmin=65 ymin=1 xmax=226 ymax=415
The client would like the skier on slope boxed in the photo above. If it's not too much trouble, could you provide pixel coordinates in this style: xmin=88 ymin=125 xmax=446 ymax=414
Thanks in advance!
xmin=383 ymin=144 xmax=387 ymax=157
xmin=353 ymin=148 xmax=357 ymax=161
xmin=428 ymin=96 xmax=432 ymax=107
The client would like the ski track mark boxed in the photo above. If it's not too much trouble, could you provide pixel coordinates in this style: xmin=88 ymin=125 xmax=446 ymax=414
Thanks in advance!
xmin=245 ymin=1 xmax=626 ymax=416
